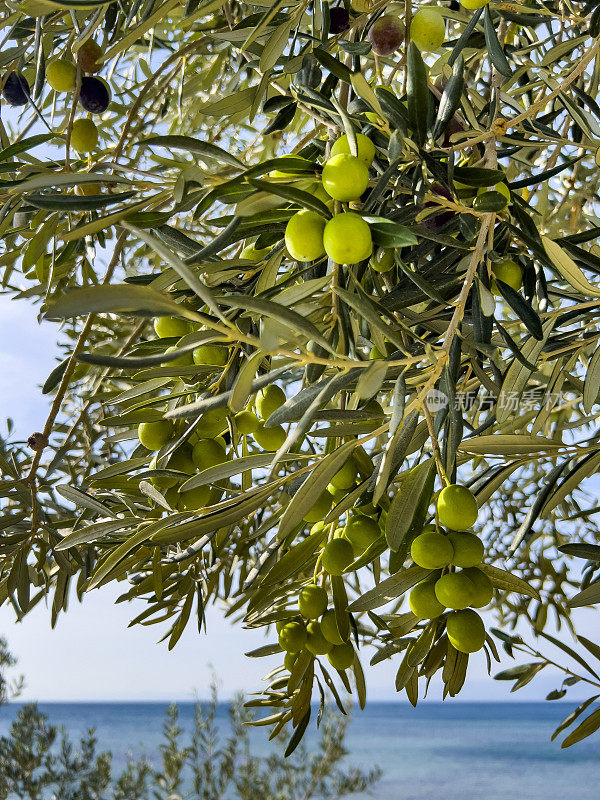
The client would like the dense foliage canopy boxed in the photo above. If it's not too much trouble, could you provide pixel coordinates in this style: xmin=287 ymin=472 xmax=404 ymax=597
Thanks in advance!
xmin=3 ymin=0 xmax=600 ymax=751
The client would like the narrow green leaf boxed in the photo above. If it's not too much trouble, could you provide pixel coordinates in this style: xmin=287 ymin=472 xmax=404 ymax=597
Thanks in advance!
xmin=350 ymin=72 xmax=386 ymax=119
xmin=578 ymin=636 xmax=600 ymax=664
xmin=247 ymin=178 xmax=331 ymax=218
xmin=139 ymin=480 xmax=172 ymax=511
xmin=348 ymin=566 xmax=431 ymax=612
xmin=244 ymin=156 xmax=315 ymax=179
xmin=266 ymin=371 xmax=358 ymax=428
xmin=356 ymin=360 xmax=387 ymax=400
xmin=140 ymin=135 xmax=244 ymax=168
xmin=197 ymin=86 xmax=257 ymax=117
xmin=245 ymin=643 xmax=282 ymax=658
xmin=55 ymin=484 xmax=117 ymax=518
xmin=181 ymin=453 xmax=308 ymax=492
xmin=259 ymin=18 xmax=292 ymax=72
xmin=278 ymin=441 xmax=357 ymax=540
xmin=55 ymin=518 xmax=138 ymax=550
xmin=479 ymin=564 xmax=541 ymax=600
xmin=459 ymin=434 xmax=563 ymax=456
xmin=352 ymin=649 xmax=367 ymax=709
xmin=552 ymin=695 xmax=599 ymax=741
xmin=569 ymin=580 xmax=600 ymax=608
xmin=453 ymin=167 xmax=505 ymax=187
xmin=374 ymin=410 xmax=419 ymax=504
xmin=386 ymin=460 xmax=435 ymax=551
xmin=560 ymin=543 xmax=600 ymax=561
xmin=584 ymin=344 xmax=600 ymax=413
xmin=542 ymin=236 xmax=600 ymax=298
xmin=0 ymin=133 xmax=55 ymax=163
xmin=363 ymin=217 xmax=418 ymax=248
xmin=230 ymin=351 xmax=264 ymax=413
xmin=123 ymin=224 xmax=227 ymax=324
xmin=495 ymin=663 xmax=542 ymax=681
xmin=284 ymin=708 xmax=311 ymax=757
xmin=406 ymin=42 xmax=429 ymax=146
xmin=168 ymin=586 xmax=195 ymax=649
xmin=448 ymin=7 xmax=484 ymax=67
xmin=541 ymin=451 xmax=600 ymax=518
xmin=46 ymin=284 xmax=202 ymax=322
xmin=42 ymin=357 xmax=69 ymax=394
xmin=333 ymin=285 xmax=407 ymax=354
xmin=27 ymin=191 xmax=135 ymax=211
xmin=433 ymin=55 xmax=464 ymax=140
xmin=484 ymin=5 xmax=512 ymax=78
xmin=331 ymin=574 xmax=350 ymax=642
xmin=217 ymin=294 xmax=334 ymax=354
xmin=496 ymin=320 xmax=555 ymax=424
xmin=88 ymin=527 xmax=151 ymax=590
xmin=313 ymin=48 xmax=352 ymax=82
xmin=494 ymin=279 xmax=543 ymax=340
xmin=262 ymin=528 xmax=327 ymax=589
xmin=562 ymin=707 xmax=600 ymax=748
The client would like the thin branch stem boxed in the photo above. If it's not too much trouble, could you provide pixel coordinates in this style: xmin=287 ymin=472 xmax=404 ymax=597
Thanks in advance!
xmin=26 ymin=231 xmax=128 ymax=535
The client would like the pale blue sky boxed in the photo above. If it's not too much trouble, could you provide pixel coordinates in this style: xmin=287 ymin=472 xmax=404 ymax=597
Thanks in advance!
xmin=0 ymin=295 xmax=598 ymax=703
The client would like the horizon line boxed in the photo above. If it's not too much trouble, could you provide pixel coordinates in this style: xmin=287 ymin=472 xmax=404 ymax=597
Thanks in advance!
xmin=3 ymin=697 xmax=586 ymax=705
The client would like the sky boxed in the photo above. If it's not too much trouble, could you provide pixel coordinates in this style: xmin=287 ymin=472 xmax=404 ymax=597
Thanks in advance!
xmin=0 ymin=294 xmax=599 ymax=704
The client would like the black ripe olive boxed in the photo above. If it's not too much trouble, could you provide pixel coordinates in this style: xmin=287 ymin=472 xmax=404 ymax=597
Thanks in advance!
xmin=2 ymin=72 xmax=30 ymax=107
xmin=78 ymin=76 xmax=110 ymax=114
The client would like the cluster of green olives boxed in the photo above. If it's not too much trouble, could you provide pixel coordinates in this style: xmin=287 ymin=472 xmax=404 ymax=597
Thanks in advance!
xmin=278 ymin=586 xmax=355 ymax=672
xmin=135 ymin=316 xmax=294 ymax=510
xmin=277 ymin=470 xmax=389 ymax=672
xmin=276 ymin=473 xmax=386 ymax=667
xmin=284 ymin=134 xmax=375 ymax=266
xmin=46 ymin=40 xmax=110 ymax=155
xmin=147 ymin=434 xmax=227 ymax=511
xmin=408 ymin=484 xmax=491 ymax=654
xmin=313 ymin=510 xmax=384 ymax=577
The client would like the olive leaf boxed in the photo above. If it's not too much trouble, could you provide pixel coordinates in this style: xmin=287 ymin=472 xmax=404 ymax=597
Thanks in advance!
xmin=385 ymin=459 xmax=435 ymax=551
xmin=348 ymin=566 xmax=431 ymax=612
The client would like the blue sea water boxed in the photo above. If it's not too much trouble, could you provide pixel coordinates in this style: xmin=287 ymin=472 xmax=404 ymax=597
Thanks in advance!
xmin=1 ymin=701 xmax=599 ymax=799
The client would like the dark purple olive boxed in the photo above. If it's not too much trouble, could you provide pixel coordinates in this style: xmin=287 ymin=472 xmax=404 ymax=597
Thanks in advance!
xmin=443 ymin=117 xmax=464 ymax=147
xmin=329 ymin=6 xmax=350 ymax=34
xmin=367 ymin=15 xmax=404 ymax=56
xmin=2 ymin=72 xmax=30 ymax=107
xmin=78 ymin=76 xmax=110 ymax=114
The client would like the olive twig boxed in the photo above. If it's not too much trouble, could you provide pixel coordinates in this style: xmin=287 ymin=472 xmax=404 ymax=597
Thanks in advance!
xmin=25 ymin=230 xmax=129 ymax=537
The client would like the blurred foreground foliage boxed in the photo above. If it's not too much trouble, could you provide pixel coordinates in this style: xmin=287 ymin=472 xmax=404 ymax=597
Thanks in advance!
xmin=0 ymin=643 xmax=379 ymax=800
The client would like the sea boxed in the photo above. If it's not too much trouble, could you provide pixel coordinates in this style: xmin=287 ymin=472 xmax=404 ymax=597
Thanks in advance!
xmin=0 ymin=701 xmax=599 ymax=799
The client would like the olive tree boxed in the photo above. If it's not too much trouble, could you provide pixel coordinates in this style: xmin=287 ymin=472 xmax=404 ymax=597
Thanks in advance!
xmin=2 ymin=0 xmax=600 ymax=752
